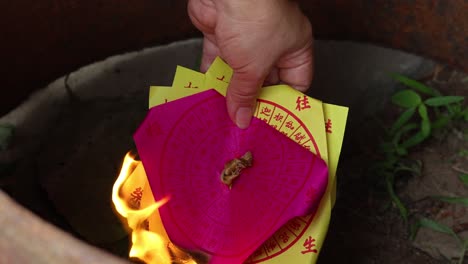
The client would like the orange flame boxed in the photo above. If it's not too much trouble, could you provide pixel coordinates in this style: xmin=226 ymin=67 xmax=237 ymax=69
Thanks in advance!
xmin=112 ymin=152 xmax=198 ymax=264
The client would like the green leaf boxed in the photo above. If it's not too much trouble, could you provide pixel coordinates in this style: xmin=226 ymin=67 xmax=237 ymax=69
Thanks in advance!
xmin=0 ymin=124 xmax=15 ymax=151
xmin=421 ymin=119 xmax=431 ymax=137
xmin=450 ymin=103 xmax=462 ymax=114
xmin=394 ymin=162 xmax=422 ymax=175
xmin=435 ymin=196 xmax=468 ymax=206
xmin=390 ymin=73 xmax=439 ymax=96
xmin=385 ymin=174 xmax=408 ymax=223
xmin=392 ymin=123 xmax=418 ymax=145
xmin=401 ymin=131 xmax=428 ymax=149
xmin=459 ymin=174 xmax=468 ymax=186
xmin=418 ymin=104 xmax=429 ymax=120
xmin=462 ymin=107 xmax=468 ymax=121
xmin=396 ymin=146 xmax=408 ymax=156
xmin=418 ymin=218 xmax=457 ymax=238
xmin=390 ymin=107 xmax=416 ymax=134
xmin=425 ymin=96 xmax=464 ymax=107
xmin=410 ymin=221 xmax=421 ymax=241
xmin=418 ymin=104 xmax=431 ymax=137
xmin=392 ymin=90 xmax=422 ymax=108
xmin=432 ymin=115 xmax=451 ymax=129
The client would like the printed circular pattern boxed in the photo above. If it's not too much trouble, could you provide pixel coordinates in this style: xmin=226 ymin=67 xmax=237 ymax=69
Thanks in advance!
xmin=248 ymin=99 xmax=320 ymax=262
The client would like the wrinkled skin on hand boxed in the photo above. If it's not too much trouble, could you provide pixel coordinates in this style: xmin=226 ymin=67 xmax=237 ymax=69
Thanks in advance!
xmin=188 ymin=0 xmax=314 ymax=129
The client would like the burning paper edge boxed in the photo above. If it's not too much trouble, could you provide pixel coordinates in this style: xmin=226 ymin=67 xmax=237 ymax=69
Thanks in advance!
xmin=112 ymin=152 xmax=198 ymax=264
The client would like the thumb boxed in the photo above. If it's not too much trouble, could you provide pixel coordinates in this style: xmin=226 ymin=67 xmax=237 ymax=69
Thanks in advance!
xmin=226 ymin=70 xmax=265 ymax=129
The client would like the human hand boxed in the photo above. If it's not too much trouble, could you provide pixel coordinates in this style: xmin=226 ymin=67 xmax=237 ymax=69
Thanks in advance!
xmin=188 ymin=0 xmax=314 ymax=129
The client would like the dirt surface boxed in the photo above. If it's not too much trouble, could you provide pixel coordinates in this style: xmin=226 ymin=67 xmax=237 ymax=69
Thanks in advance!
xmin=320 ymin=66 xmax=468 ymax=264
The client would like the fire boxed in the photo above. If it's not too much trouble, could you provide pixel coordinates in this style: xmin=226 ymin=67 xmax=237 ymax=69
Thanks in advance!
xmin=112 ymin=152 xmax=198 ymax=264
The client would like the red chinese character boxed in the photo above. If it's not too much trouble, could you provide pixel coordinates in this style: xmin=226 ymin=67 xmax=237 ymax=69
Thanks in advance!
xmin=184 ymin=81 xmax=199 ymax=89
xmin=285 ymin=121 xmax=295 ymax=130
xmin=279 ymin=232 xmax=290 ymax=243
xmin=274 ymin=113 xmax=284 ymax=122
xmin=260 ymin=106 xmax=272 ymax=116
xmin=296 ymin=96 xmax=311 ymax=111
xmin=288 ymin=219 xmax=301 ymax=231
xmin=301 ymin=236 xmax=318 ymax=254
xmin=303 ymin=144 xmax=311 ymax=150
xmin=265 ymin=240 xmax=277 ymax=253
xmin=129 ymin=187 xmax=144 ymax=209
xmin=294 ymin=132 xmax=306 ymax=143
xmin=252 ymin=247 xmax=264 ymax=258
xmin=325 ymin=118 xmax=332 ymax=133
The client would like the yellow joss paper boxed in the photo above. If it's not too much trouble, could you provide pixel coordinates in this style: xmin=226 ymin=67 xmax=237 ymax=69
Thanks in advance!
xmin=146 ymin=57 xmax=348 ymax=263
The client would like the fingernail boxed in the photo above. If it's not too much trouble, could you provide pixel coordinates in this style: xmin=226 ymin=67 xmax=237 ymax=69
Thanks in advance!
xmin=235 ymin=107 xmax=253 ymax=129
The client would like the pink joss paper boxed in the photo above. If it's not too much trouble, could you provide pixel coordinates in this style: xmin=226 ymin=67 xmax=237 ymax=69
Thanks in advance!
xmin=134 ymin=90 xmax=328 ymax=264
